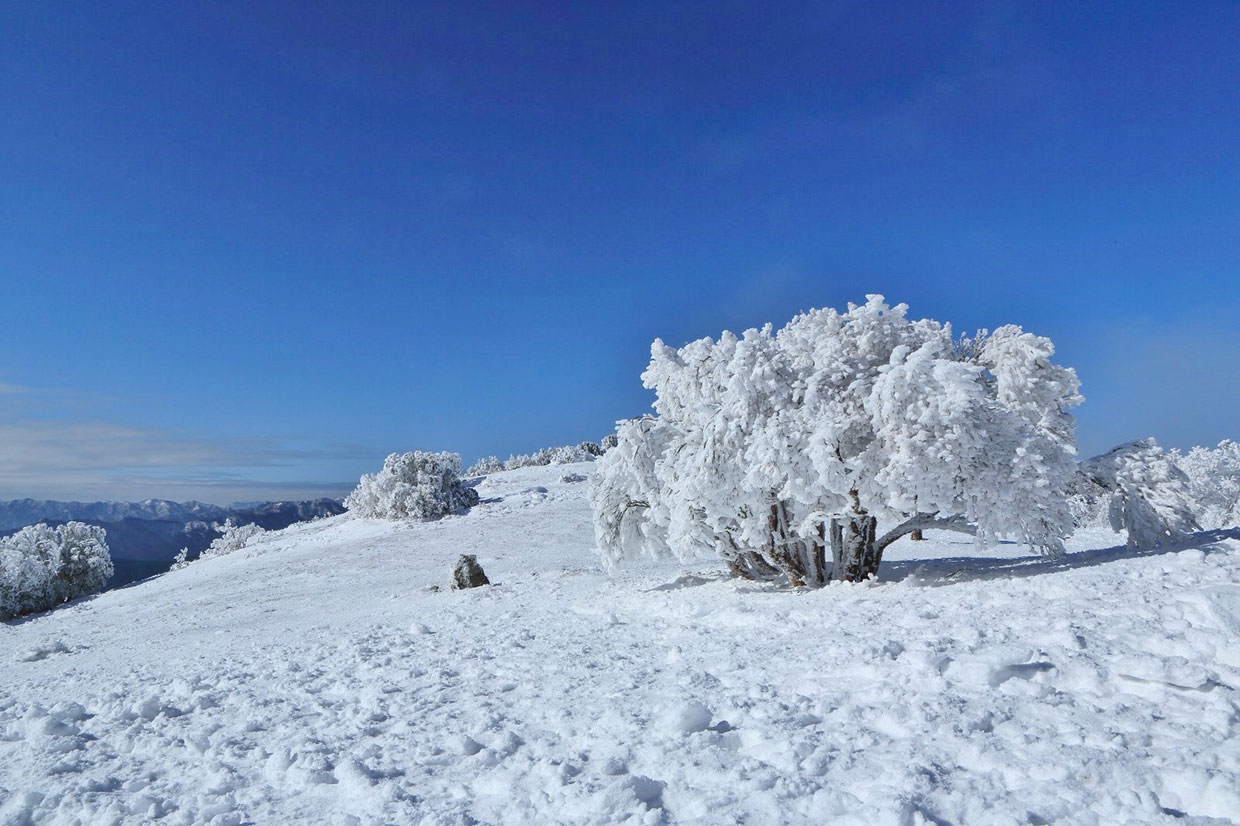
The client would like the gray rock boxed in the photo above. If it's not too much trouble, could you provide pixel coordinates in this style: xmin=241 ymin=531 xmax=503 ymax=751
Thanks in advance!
xmin=452 ymin=555 xmax=490 ymax=589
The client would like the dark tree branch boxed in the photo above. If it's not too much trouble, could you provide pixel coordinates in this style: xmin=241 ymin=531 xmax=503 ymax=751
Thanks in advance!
xmin=875 ymin=513 xmax=975 ymax=553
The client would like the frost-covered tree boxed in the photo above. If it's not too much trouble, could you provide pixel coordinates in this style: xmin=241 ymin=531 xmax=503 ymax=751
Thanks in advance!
xmin=465 ymin=455 xmax=506 ymax=477
xmin=172 ymin=520 xmax=268 ymax=569
xmin=590 ymin=295 xmax=1084 ymax=586
xmin=507 ymin=444 xmax=599 ymax=469
xmin=1077 ymin=439 xmax=1200 ymax=547
xmin=1173 ymin=440 xmax=1240 ymax=529
xmin=1065 ymin=470 xmax=1111 ymax=529
xmin=467 ymin=443 xmax=604 ymax=476
xmin=1 ymin=522 xmax=112 ymax=620
xmin=202 ymin=520 xmax=266 ymax=559
xmin=346 ymin=451 xmax=479 ymax=520
xmin=54 ymin=522 xmax=114 ymax=600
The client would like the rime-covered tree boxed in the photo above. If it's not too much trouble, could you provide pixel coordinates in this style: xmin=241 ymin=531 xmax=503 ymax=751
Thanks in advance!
xmin=467 ymin=442 xmax=604 ymax=476
xmin=1077 ymin=439 xmax=1199 ymax=548
xmin=1173 ymin=440 xmax=1240 ymax=530
xmin=172 ymin=520 xmax=269 ymax=569
xmin=465 ymin=455 xmax=506 ymax=477
xmin=346 ymin=451 xmax=479 ymax=520
xmin=590 ymin=295 xmax=1084 ymax=586
xmin=1 ymin=522 xmax=112 ymax=620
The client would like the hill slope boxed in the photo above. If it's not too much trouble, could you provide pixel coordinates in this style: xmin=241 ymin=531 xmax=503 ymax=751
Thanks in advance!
xmin=2 ymin=463 xmax=1239 ymax=825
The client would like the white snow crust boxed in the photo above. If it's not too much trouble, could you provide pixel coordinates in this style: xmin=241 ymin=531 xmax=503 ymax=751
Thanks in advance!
xmin=3 ymin=463 xmax=1239 ymax=825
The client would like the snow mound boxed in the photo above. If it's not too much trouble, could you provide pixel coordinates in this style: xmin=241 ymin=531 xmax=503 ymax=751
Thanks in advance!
xmin=2 ymin=462 xmax=1239 ymax=824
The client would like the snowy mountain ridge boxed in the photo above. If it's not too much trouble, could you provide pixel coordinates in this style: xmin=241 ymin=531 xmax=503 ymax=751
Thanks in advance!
xmin=2 ymin=463 xmax=1239 ymax=825
xmin=0 ymin=499 xmax=230 ymax=532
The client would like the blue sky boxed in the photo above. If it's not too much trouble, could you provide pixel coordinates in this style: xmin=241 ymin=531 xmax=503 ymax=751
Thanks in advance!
xmin=2 ymin=1 xmax=1237 ymax=504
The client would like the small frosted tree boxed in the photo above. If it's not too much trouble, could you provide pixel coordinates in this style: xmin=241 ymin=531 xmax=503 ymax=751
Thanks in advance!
xmin=1077 ymin=439 xmax=1200 ymax=548
xmin=346 ymin=451 xmax=479 ymax=520
xmin=1 ymin=522 xmax=112 ymax=620
xmin=53 ymin=522 xmax=114 ymax=601
xmin=467 ymin=442 xmax=604 ymax=476
xmin=1174 ymin=440 xmax=1240 ymax=529
xmin=590 ymin=295 xmax=1085 ymax=586
xmin=466 ymin=455 xmax=506 ymax=477
xmin=173 ymin=520 xmax=268 ymax=569
xmin=506 ymin=444 xmax=600 ymax=469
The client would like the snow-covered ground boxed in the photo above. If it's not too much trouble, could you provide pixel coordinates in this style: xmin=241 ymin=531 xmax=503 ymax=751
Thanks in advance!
xmin=3 ymin=463 xmax=1239 ymax=825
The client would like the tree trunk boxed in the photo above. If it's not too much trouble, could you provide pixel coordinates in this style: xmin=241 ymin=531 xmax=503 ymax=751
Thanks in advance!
xmin=759 ymin=502 xmax=828 ymax=587
xmin=830 ymin=511 xmax=880 ymax=582
xmin=726 ymin=549 xmax=782 ymax=582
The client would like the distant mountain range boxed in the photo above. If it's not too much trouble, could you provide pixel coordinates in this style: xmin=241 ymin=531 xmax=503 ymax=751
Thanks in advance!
xmin=0 ymin=498 xmax=234 ymax=531
xmin=0 ymin=497 xmax=346 ymax=589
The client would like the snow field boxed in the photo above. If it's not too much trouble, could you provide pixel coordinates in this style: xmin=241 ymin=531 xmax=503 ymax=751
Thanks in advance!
xmin=2 ymin=463 xmax=1239 ymax=825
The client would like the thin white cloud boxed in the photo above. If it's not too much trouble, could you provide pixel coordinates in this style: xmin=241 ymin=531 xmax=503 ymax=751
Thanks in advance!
xmin=0 ymin=388 xmax=368 ymax=504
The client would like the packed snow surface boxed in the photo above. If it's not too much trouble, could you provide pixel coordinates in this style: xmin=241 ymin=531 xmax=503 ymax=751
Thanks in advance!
xmin=3 ymin=463 xmax=1239 ymax=825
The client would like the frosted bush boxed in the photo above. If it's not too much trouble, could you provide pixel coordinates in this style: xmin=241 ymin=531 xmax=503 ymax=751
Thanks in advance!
xmin=506 ymin=445 xmax=594 ymax=469
xmin=203 ymin=520 xmax=266 ymax=559
xmin=466 ymin=443 xmax=604 ymax=476
xmin=591 ymin=295 xmax=1086 ymax=586
xmin=346 ymin=451 xmax=479 ymax=520
xmin=1065 ymin=472 xmax=1110 ymax=529
xmin=1174 ymin=440 xmax=1240 ymax=529
xmin=1078 ymin=439 xmax=1199 ymax=549
xmin=173 ymin=520 xmax=268 ymax=570
xmin=465 ymin=456 xmax=506 ymax=477
xmin=0 ymin=522 xmax=112 ymax=620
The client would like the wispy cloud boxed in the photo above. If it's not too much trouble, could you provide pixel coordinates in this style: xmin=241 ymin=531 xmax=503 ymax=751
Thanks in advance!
xmin=0 ymin=387 xmax=368 ymax=504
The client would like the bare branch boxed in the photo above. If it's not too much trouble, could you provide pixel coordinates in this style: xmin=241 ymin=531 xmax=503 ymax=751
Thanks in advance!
xmin=875 ymin=513 xmax=974 ymax=553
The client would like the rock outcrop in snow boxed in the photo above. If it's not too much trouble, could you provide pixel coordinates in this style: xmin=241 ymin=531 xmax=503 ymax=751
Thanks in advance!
xmin=451 ymin=555 xmax=490 ymax=589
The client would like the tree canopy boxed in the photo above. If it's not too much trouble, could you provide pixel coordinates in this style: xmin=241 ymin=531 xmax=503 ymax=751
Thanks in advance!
xmin=590 ymin=295 xmax=1087 ymax=585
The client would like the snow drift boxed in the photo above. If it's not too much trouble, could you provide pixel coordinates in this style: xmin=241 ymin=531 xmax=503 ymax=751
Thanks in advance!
xmin=2 ymin=463 xmax=1239 ymax=824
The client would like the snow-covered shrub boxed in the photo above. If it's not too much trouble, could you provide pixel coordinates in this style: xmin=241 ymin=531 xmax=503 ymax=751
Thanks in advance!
xmin=465 ymin=455 xmax=506 ymax=477
xmin=170 ymin=546 xmax=191 ymax=570
xmin=591 ymin=295 xmax=1085 ymax=586
xmin=55 ymin=522 xmax=114 ymax=599
xmin=506 ymin=445 xmax=596 ymax=469
xmin=346 ymin=451 xmax=479 ymax=520
xmin=1174 ymin=440 xmax=1240 ymax=529
xmin=467 ymin=443 xmax=603 ymax=476
xmin=1065 ymin=471 xmax=1110 ymax=529
xmin=1078 ymin=440 xmax=1199 ymax=549
xmin=601 ymin=434 xmax=619 ymax=452
xmin=172 ymin=520 xmax=269 ymax=569
xmin=555 ymin=444 xmax=597 ymax=463
xmin=0 ymin=522 xmax=112 ymax=620
xmin=179 ymin=520 xmax=268 ymax=569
